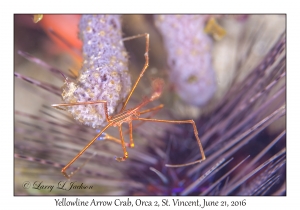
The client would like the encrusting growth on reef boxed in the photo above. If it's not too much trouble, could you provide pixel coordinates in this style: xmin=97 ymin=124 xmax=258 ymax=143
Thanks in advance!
xmin=154 ymin=15 xmax=217 ymax=106
xmin=62 ymin=15 xmax=132 ymax=128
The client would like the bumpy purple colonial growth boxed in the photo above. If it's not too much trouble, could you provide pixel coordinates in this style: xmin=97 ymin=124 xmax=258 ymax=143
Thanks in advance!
xmin=155 ymin=15 xmax=216 ymax=106
xmin=62 ymin=15 xmax=131 ymax=128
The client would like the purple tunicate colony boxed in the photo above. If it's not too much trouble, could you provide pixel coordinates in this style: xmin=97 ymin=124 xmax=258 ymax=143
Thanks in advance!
xmin=62 ymin=15 xmax=131 ymax=128
xmin=154 ymin=15 xmax=216 ymax=106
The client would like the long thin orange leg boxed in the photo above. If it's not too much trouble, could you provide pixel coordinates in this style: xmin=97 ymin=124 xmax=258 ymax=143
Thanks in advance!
xmin=134 ymin=118 xmax=206 ymax=167
xmin=126 ymin=105 xmax=162 ymax=148
xmin=139 ymin=104 xmax=164 ymax=115
xmin=66 ymin=152 xmax=97 ymax=179
xmin=129 ymin=122 xmax=134 ymax=148
xmin=115 ymin=125 xmax=128 ymax=162
xmin=100 ymin=133 xmax=129 ymax=147
xmin=123 ymin=104 xmax=164 ymax=136
xmin=53 ymin=101 xmax=129 ymax=146
xmin=121 ymin=33 xmax=150 ymax=112
xmin=52 ymin=100 xmax=111 ymax=122
xmin=61 ymin=123 xmax=112 ymax=179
